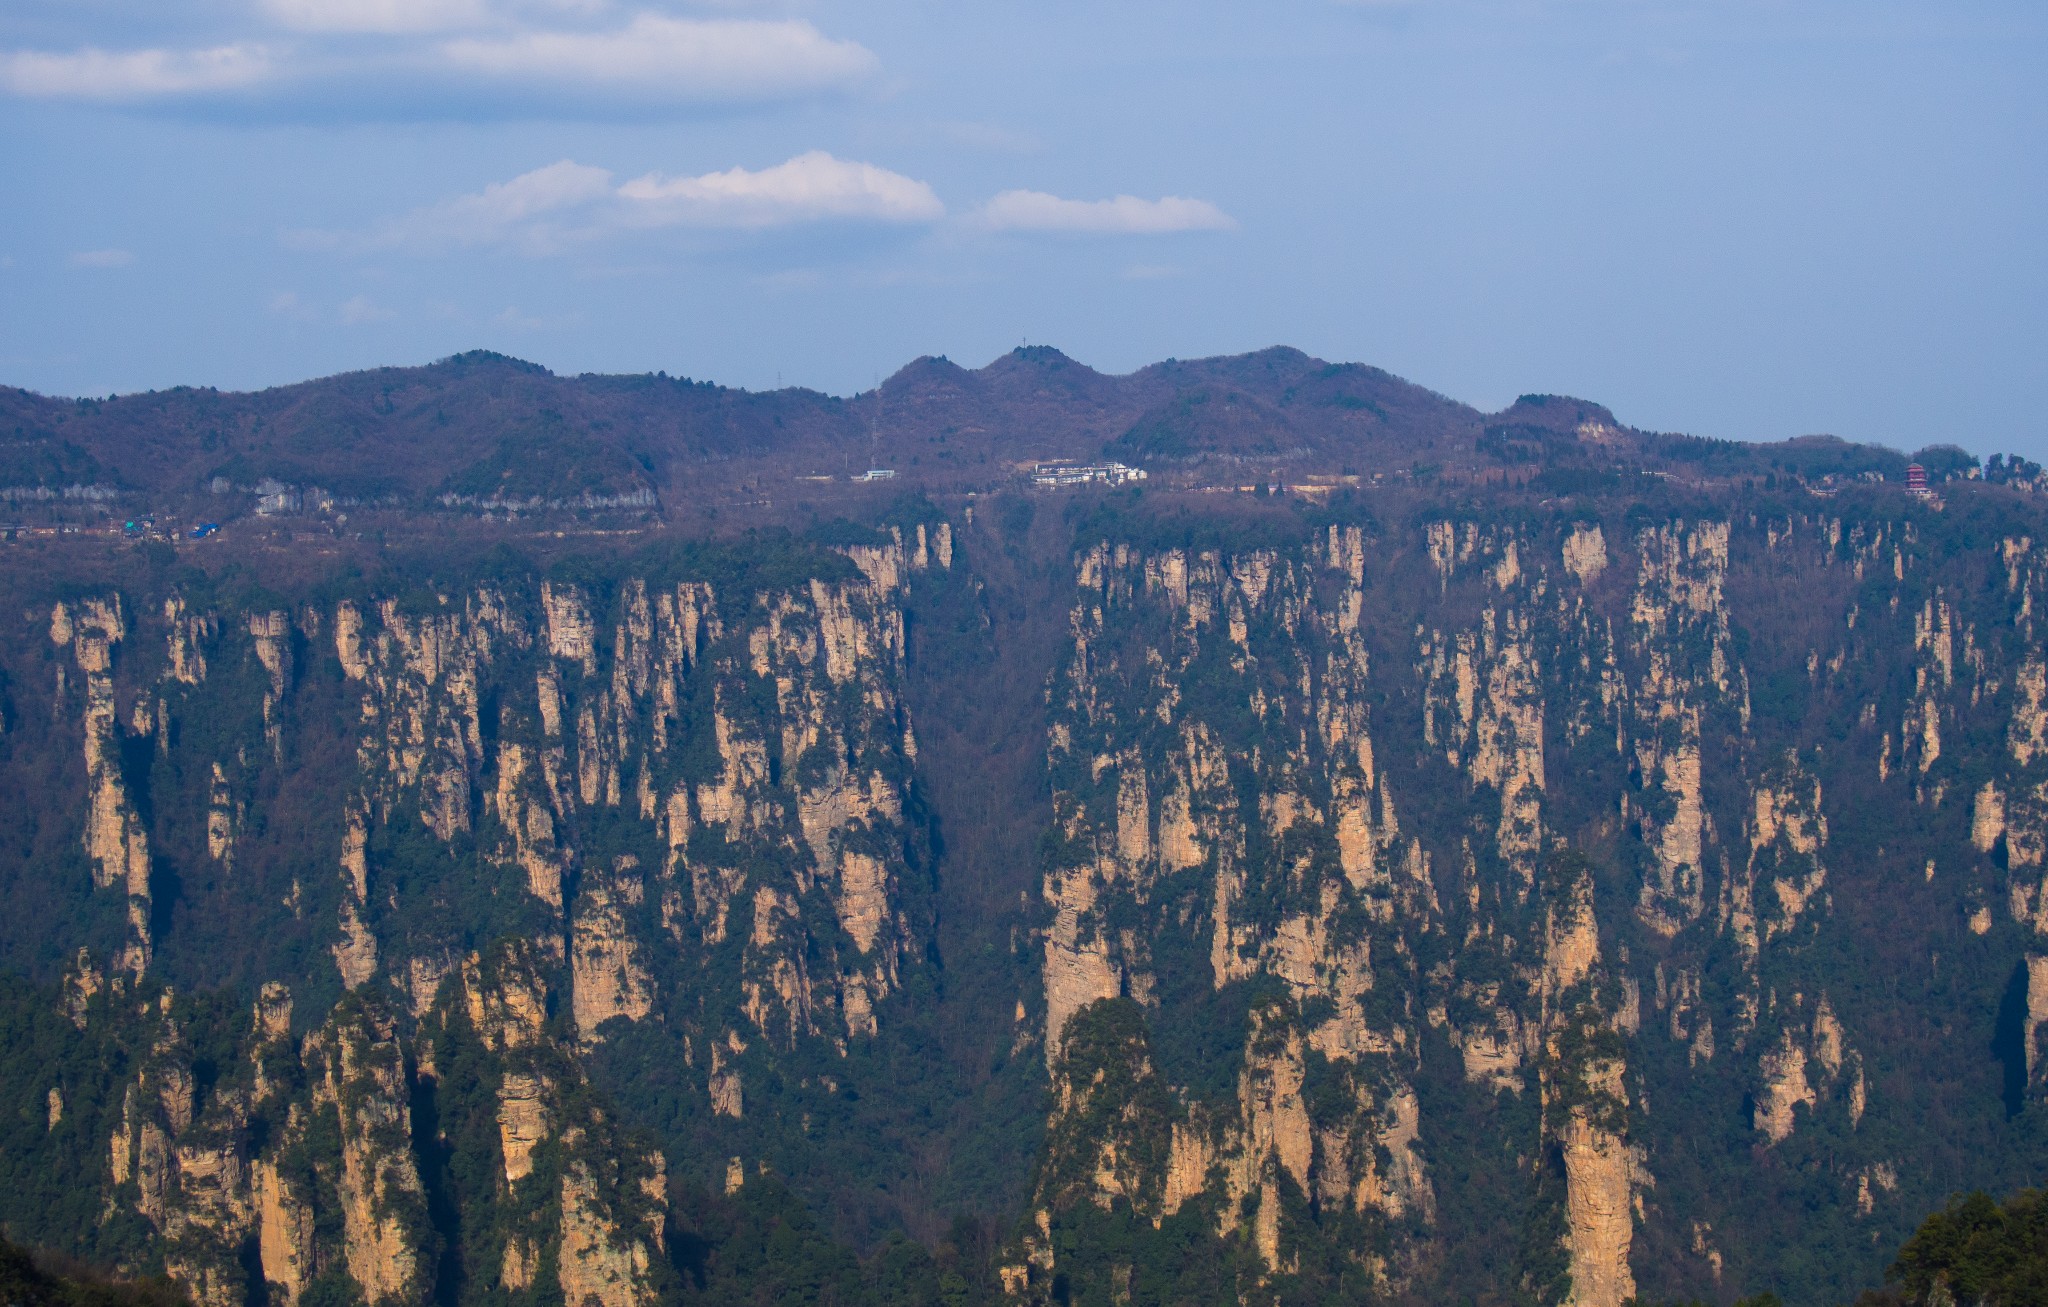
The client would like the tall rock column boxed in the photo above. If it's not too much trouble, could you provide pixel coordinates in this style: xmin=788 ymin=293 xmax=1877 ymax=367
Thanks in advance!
xmin=55 ymin=599 xmax=154 ymax=978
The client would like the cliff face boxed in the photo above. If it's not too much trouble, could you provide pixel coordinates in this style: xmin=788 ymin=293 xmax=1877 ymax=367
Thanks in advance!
xmin=84 ymin=945 xmax=672 ymax=1307
xmin=1014 ymin=534 xmax=1438 ymax=1299
xmin=230 ymin=541 xmax=914 ymax=1048
xmin=5 ymin=497 xmax=2048 ymax=1305
xmin=6 ymin=527 xmax=942 ymax=1306
xmin=998 ymin=508 xmax=2048 ymax=1305
xmin=54 ymin=597 xmax=156 ymax=979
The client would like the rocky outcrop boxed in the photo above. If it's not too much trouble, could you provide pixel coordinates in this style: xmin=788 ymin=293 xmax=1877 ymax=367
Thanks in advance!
xmin=1564 ymin=524 xmax=1608 ymax=583
xmin=106 ymin=1024 xmax=258 ymax=1307
xmin=254 ymin=1157 xmax=316 ymax=1307
xmin=1754 ymin=1032 xmax=1815 ymax=1145
xmin=1538 ymin=863 xmax=1647 ymax=1307
xmin=1625 ymin=523 xmax=1736 ymax=934
xmin=1041 ymin=866 xmax=1124 ymax=1063
xmin=571 ymin=866 xmax=653 ymax=1044
xmin=185 ymin=539 xmax=940 ymax=1113
xmin=497 ymin=1072 xmax=552 ymax=1184
xmin=1746 ymin=759 xmax=1830 ymax=945
xmin=1004 ymin=1000 xmax=1171 ymax=1295
xmin=447 ymin=948 xmax=668 ymax=1307
xmin=56 ymin=598 xmax=154 ymax=977
xmin=2024 ymin=956 xmax=2048 ymax=1084
xmin=1745 ymin=989 xmax=1867 ymax=1144
xmin=76 ymin=936 xmax=678 ymax=1307
xmin=1423 ymin=599 xmax=1548 ymax=886
xmin=559 ymin=1154 xmax=659 ymax=1307
xmin=1031 ymin=534 xmax=1444 ymax=1282
xmin=1560 ymin=1114 xmax=1639 ymax=1307
xmin=1020 ymin=518 xmax=1814 ymax=1296
xmin=306 ymin=999 xmax=430 ymax=1305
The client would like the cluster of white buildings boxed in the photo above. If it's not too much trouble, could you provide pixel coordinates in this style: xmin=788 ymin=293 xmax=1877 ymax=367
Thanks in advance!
xmin=1029 ymin=461 xmax=1147 ymax=489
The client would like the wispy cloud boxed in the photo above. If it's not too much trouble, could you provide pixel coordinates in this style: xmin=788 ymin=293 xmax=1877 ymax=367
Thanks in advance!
xmin=1 ymin=44 xmax=279 ymax=100
xmin=977 ymin=191 xmax=1237 ymax=235
xmin=0 ymin=8 xmax=878 ymax=111
xmin=69 ymin=248 xmax=136 ymax=268
xmin=299 ymin=152 xmax=943 ymax=254
xmin=260 ymin=0 xmax=489 ymax=35
xmin=330 ymin=159 xmax=618 ymax=253
xmin=441 ymin=15 xmax=878 ymax=102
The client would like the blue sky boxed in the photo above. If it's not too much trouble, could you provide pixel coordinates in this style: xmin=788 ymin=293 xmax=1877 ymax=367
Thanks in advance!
xmin=1 ymin=0 xmax=2043 ymax=456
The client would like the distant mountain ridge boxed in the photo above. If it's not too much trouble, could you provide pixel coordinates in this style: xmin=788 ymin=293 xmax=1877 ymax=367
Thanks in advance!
xmin=0 ymin=346 xmax=1959 ymax=521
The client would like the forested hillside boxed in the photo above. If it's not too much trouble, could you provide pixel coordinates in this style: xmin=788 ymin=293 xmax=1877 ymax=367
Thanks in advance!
xmin=0 ymin=350 xmax=2044 ymax=1307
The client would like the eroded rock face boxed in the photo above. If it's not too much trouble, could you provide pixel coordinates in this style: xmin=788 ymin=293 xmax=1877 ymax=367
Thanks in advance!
xmin=558 ymin=1154 xmax=661 ymax=1307
xmin=28 ymin=504 xmax=2048 ymax=1306
xmin=1041 ymin=867 xmax=1124 ymax=1064
xmin=254 ymin=1157 xmax=316 ymax=1307
xmin=76 ymin=939 xmax=677 ymax=1307
xmin=1010 ymin=516 xmax=1927 ymax=1297
xmin=572 ymin=870 xmax=653 ymax=1045
xmin=1560 ymin=1115 xmax=1639 ymax=1307
xmin=1755 ymin=1033 xmax=1815 ymax=1144
xmin=498 ymin=1072 xmax=552 ymax=1184
xmin=1564 ymin=524 xmax=1608 ymax=583
xmin=110 ymin=541 xmax=932 ymax=1125
xmin=2024 ymin=956 xmax=2048 ymax=1083
xmin=306 ymin=1001 xmax=430 ymax=1306
xmin=57 ymin=598 xmax=155 ymax=978
xmin=333 ymin=901 xmax=378 ymax=991
xmin=451 ymin=947 xmax=671 ymax=1307
xmin=1028 ymin=534 xmax=1447 ymax=1285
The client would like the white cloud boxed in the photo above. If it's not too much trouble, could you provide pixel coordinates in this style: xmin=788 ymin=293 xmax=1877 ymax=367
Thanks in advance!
xmin=308 ymin=152 xmax=941 ymax=254
xmin=69 ymin=249 xmax=135 ymax=268
xmin=440 ymin=15 xmax=877 ymax=100
xmin=260 ymin=0 xmax=489 ymax=34
xmin=618 ymin=151 xmax=943 ymax=228
xmin=0 ymin=9 xmax=876 ymax=109
xmin=464 ymin=158 xmax=618 ymax=221
xmin=0 ymin=43 xmax=278 ymax=99
xmin=396 ymin=159 xmax=617 ymax=251
xmin=291 ymin=158 xmax=614 ymax=253
xmin=977 ymin=190 xmax=1237 ymax=235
